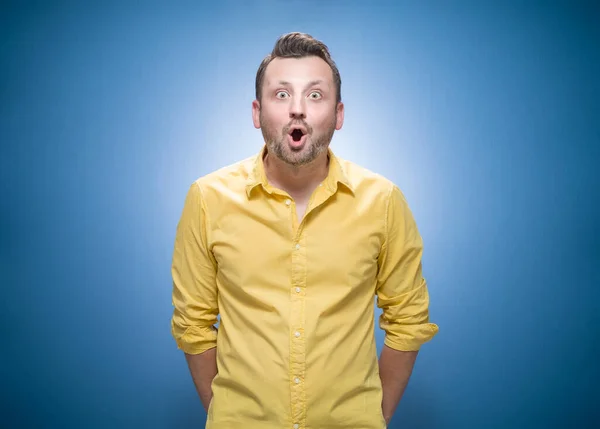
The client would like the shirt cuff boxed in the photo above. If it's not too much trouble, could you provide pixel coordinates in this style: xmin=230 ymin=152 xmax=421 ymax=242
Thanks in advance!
xmin=172 ymin=323 xmax=218 ymax=354
xmin=383 ymin=322 xmax=439 ymax=351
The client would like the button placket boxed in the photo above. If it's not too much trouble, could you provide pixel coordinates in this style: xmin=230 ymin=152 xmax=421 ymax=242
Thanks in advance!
xmin=290 ymin=230 xmax=306 ymax=427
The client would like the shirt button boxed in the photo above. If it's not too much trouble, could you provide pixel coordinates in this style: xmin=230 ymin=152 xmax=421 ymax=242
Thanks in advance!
xmin=295 ymin=244 xmax=300 ymax=250
xmin=285 ymin=199 xmax=291 ymax=206
xmin=295 ymin=287 xmax=301 ymax=293
xmin=294 ymin=425 xmax=299 ymax=429
xmin=294 ymin=377 xmax=300 ymax=384
xmin=294 ymin=331 xmax=301 ymax=338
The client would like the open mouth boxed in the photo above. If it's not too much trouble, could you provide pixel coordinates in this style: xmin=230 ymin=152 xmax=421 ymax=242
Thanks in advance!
xmin=290 ymin=128 xmax=305 ymax=142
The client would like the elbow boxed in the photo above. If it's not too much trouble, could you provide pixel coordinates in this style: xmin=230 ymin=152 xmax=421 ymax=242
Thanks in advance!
xmin=171 ymin=313 xmax=219 ymax=355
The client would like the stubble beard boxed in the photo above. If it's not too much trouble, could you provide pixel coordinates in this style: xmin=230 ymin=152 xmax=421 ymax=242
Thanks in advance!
xmin=260 ymin=113 xmax=336 ymax=167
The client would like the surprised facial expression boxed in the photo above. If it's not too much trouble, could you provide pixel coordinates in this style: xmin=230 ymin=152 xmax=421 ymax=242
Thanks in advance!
xmin=253 ymin=56 xmax=344 ymax=166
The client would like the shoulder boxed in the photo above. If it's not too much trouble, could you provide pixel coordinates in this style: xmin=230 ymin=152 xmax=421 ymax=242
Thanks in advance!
xmin=336 ymin=156 xmax=399 ymax=200
xmin=335 ymin=155 xmax=416 ymax=224
xmin=189 ymin=153 xmax=257 ymax=199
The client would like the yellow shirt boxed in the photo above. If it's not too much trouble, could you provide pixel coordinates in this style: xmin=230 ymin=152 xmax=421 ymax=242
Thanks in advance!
xmin=171 ymin=146 xmax=439 ymax=429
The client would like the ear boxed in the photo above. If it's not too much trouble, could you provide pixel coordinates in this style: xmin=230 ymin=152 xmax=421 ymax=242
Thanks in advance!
xmin=335 ymin=101 xmax=344 ymax=130
xmin=252 ymin=100 xmax=261 ymax=129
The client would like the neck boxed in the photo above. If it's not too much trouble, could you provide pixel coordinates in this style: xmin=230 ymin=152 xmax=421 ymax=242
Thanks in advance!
xmin=263 ymin=148 xmax=329 ymax=199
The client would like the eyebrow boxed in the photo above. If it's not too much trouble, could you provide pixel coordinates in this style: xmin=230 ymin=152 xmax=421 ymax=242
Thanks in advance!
xmin=276 ymin=79 xmax=326 ymax=89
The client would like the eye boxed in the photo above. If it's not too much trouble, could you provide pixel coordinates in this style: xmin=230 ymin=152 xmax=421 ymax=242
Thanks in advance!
xmin=276 ymin=91 xmax=289 ymax=99
xmin=308 ymin=91 xmax=322 ymax=100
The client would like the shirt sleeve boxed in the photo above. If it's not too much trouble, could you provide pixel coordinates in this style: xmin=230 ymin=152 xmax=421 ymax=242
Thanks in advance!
xmin=170 ymin=182 xmax=219 ymax=354
xmin=376 ymin=184 xmax=439 ymax=351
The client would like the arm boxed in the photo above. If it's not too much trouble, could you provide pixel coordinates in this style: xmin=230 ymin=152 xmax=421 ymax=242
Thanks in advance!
xmin=186 ymin=348 xmax=218 ymax=412
xmin=171 ymin=182 xmax=220 ymax=408
xmin=379 ymin=346 xmax=418 ymax=425
xmin=376 ymin=184 xmax=439 ymax=424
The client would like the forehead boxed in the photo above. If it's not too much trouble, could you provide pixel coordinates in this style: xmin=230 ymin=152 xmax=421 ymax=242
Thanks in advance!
xmin=264 ymin=56 xmax=334 ymax=88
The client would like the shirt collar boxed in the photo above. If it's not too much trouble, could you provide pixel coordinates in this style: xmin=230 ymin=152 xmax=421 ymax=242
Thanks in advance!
xmin=245 ymin=145 xmax=354 ymax=198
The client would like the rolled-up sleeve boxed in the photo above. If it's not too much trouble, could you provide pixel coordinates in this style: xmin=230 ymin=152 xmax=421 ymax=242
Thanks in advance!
xmin=376 ymin=184 xmax=439 ymax=351
xmin=171 ymin=182 xmax=219 ymax=354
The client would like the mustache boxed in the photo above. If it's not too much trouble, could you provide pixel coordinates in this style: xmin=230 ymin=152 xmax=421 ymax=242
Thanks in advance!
xmin=282 ymin=121 xmax=312 ymax=134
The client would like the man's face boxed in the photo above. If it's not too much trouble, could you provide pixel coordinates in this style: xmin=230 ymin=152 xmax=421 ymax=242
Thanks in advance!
xmin=252 ymin=56 xmax=344 ymax=166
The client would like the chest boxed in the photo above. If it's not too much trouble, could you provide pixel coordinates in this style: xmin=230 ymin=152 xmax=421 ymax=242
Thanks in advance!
xmin=209 ymin=196 xmax=385 ymax=294
xmin=295 ymin=200 xmax=308 ymax=223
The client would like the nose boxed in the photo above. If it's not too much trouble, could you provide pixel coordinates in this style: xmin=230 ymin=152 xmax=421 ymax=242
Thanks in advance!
xmin=289 ymin=97 xmax=306 ymax=119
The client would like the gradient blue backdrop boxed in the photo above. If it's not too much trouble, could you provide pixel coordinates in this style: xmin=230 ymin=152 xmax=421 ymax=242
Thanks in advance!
xmin=1 ymin=1 xmax=598 ymax=428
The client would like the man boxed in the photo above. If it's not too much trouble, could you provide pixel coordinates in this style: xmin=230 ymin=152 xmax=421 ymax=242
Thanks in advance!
xmin=171 ymin=32 xmax=439 ymax=429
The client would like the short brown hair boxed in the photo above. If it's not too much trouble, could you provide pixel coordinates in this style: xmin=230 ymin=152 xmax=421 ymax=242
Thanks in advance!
xmin=255 ymin=32 xmax=342 ymax=104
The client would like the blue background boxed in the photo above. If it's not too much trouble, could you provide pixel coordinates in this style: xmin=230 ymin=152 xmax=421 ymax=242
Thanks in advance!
xmin=1 ymin=1 xmax=598 ymax=428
